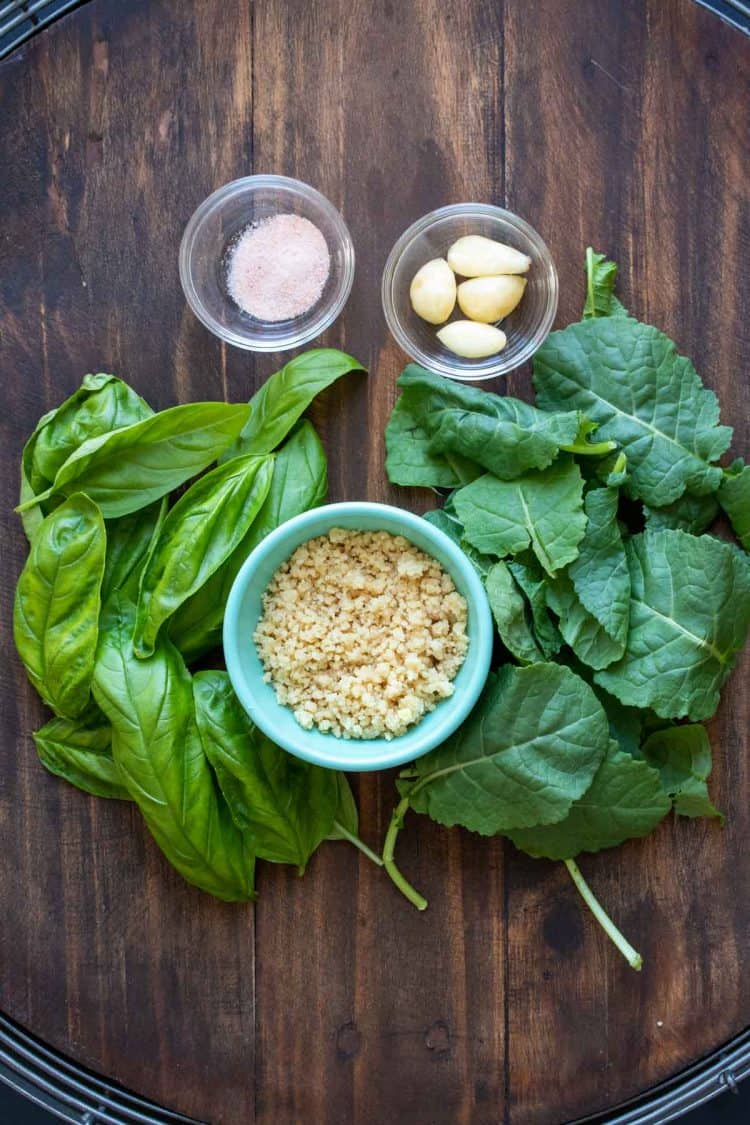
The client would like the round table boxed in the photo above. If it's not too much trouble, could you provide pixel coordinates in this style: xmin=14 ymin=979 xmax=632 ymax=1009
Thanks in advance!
xmin=1 ymin=1 xmax=749 ymax=1122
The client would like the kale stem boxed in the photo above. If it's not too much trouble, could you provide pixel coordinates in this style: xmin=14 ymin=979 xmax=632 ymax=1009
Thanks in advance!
xmin=564 ymin=858 xmax=642 ymax=971
xmin=332 ymin=820 xmax=383 ymax=867
xmin=383 ymin=797 xmax=428 ymax=911
xmin=561 ymin=439 xmax=617 ymax=457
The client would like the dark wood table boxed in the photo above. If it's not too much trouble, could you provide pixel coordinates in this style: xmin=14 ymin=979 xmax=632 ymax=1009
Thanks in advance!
xmin=1 ymin=1 xmax=749 ymax=1122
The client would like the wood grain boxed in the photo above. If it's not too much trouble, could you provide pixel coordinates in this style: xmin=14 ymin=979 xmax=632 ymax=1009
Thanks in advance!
xmin=0 ymin=0 xmax=748 ymax=1122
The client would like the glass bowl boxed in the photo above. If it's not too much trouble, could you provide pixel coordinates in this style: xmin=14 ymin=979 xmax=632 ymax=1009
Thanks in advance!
xmin=381 ymin=203 xmax=558 ymax=382
xmin=179 ymin=175 xmax=355 ymax=352
xmin=223 ymin=503 xmax=493 ymax=773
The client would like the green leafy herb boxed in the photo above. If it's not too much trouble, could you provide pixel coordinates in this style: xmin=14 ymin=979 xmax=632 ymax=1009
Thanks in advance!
xmin=133 ymin=455 xmax=274 ymax=657
xmin=453 ymin=458 xmax=586 ymax=576
xmin=582 ymin=248 xmax=628 ymax=320
xmin=639 ymin=724 xmax=723 ymax=821
xmin=534 ymin=317 xmax=732 ymax=506
xmin=719 ymin=460 xmax=750 ymax=550
xmin=193 ymin=670 xmax=338 ymax=872
xmin=14 ymin=494 xmax=106 ymax=718
xmin=92 ymin=596 xmax=255 ymax=901
xmin=169 ymin=421 xmax=327 ymax=662
xmin=596 ymin=530 xmax=750 ymax=720
xmin=508 ymin=739 xmax=670 ymax=859
xmin=18 ymin=402 xmax=251 ymax=519
xmin=222 ymin=348 xmax=365 ymax=461
xmin=33 ymin=706 xmax=129 ymax=801
xmin=101 ymin=499 xmax=167 ymax=606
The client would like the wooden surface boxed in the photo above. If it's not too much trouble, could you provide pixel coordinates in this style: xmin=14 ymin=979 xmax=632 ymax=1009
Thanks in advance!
xmin=0 ymin=1 xmax=749 ymax=1122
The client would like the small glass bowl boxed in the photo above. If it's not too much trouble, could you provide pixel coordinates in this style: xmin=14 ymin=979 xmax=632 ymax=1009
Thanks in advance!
xmin=179 ymin=175 xmax=355 ymax=352
xmin=381 ymin=203 xmax=558 ymax=382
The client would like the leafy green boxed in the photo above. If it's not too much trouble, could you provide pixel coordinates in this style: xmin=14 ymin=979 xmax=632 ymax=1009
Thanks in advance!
xmin=18 ymin=403 xmax=251 ymax=519
xmin=582 ymin=248 xmax=628 ymax=320
xmin=388 ymin=365 xmax=583 ymax=481
xmin=92 ymin=596 xmax=255 ymax=901
xmin=385 ymin=389 xmax=481 ymax=488
xmin=596 ymin=530 xmax=750 ymax=720
xmin=169 ymin=421 xmax=327 ymax=662
xmin=506 ymin=557 xmax=562 ymax=658
xmin=485 ymin=562 xmax=546 ymax=664
xmin=192 ymin=671 xmax=339 ymax=872
xmin=33 ymin=707 xmax=129 ymax=801
xmin=423 ymin=507 xmax=494 ymax=579
xmin=719 ymin=460 xmax=750 ymax=550
xmin=14 ymin=494 xmax=106 ymax=718
xmin=639 ymin=724 xmax=723 ymax=821
xmin=534 ymin=317 xmax=732 ymax=506
xmin=397 ymin=664 xmax=609 ymax=834
xmin=547 ymin=572 xmax=625 ymax=670
xmin=101 ymin=499 xmax=167 ymax=606
xmin=568 ymin=487 xmax=630 ymax=646
xmin=644 ymin=491 xmax=719 ymax=535
xmin=507 ymin=740 xmax=670 ymax=859
xmin=133 ymin=455 xmax=274 ymax=657
xmin=453 ymin=458 xmax=586 ymax=576
xmin=222 ymin=348 xmax=364 ymax=461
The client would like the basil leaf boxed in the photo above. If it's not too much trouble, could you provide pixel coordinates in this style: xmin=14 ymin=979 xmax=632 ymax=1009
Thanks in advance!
xmin=453 ymin=458 xmax=586 ymax=576
xmin=101 ymin=499 xmax=167 ymax=606
xmin=327 ymin=774 xmax=359 ymax=839
xmin=31 ymin=373 xmax=153 ymax=487
xmin=485 ymin=561 xmax=546 ymax=664
xmin=392 ymin=365 xmax=581 ymax=480
xmin=193 ymin=671 xmax=338 ymax=872
xmin=33 ymin=707 xmax=129 ymax=801
xmin=92 ymin=597 xmax=255 ymax=901
xmin=719 ymin=460 xmax=750 ymax=550
xmin=534 ymin=317 xmax=732 ymax=506
xmin=568 ymin=487 xmax=630 ymax=646
xmin=222 ymin=348 xmax=365 ymax=460
xmin=385 ymin=390 xmax=481 ymax=488
xmin=639 ymin=724 xmax=723 ymax=821
xmin=14 ymin=493 xmax=106 ymax=718
xmin=170 ymin=421 xmax=327 ymax=663
xmin=19 ymin=403 xmax=251 ymax=519
xmin=644 ymin=491 xmax=720 ymax=535
xmin=133 ymin=455 xmax=274 ymax=657
xmin=508 ymin=740 xmax=670 ymax=860
xmin=595 ymin=529 xmax=750 ymax=720
xmin=582 ymin=248 xmax=629 ymax=320
xmin=398 ymin=663 xmax=609 ymax=834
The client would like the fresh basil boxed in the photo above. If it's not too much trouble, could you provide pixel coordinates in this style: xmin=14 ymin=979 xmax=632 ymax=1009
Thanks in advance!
xmin=14 ymin=493 xmax=106 ymax=718
xmin=221 ymin=348 xmax=365 ymax=461
xmin=93 ymin=597 xmax=255 ymax=901
xmin=169 ymin=421 xmax=327 ymax=662
xmin=33 ymin=707 xmax=129 ymax=801
xmin=101 ymin=498 xmax=167 ymax=606
xmin=133 ymin=455 xmax=274 ymax=657
xmin=18 ymin=402 xmax=251 ymax=519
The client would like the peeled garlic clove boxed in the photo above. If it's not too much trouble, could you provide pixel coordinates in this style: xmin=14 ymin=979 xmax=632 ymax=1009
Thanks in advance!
xmin=437 ymin=320 xmax=507 ymax=359
xmin=457 ymin=276 xmax=527 ymax=323
xmin=447 ymin=235 xmax=531 ymax=277
xmin=409 ymin=258 xmax=457 ymax=324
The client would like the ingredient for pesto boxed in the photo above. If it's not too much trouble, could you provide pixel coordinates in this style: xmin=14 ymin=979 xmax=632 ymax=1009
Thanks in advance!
xmin=384 ymin=247 xmax=750 ymax=970
xmin=457 ymin=275 xmax=526 ymax=323
xmin=254 ymin=528 xmax=469 ymax=740
xmin=13 ymin=348 xmax=379 ymax=901
xmin=447 ymin=234 xmax=531 ymax=277
xmin=437 ymin=320 xmax=507 ymax=358
xmin=409 ymin=258 xmax=457 ymax=324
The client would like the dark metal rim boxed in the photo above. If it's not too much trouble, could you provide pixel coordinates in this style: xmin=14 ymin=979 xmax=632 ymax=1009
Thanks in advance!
xmin=1 ymin=0 xmax=749 ymax=1121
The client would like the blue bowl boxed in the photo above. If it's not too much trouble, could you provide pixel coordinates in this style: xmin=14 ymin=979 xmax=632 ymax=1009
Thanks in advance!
xmin=223 ymin=502 xmax=493 ymax=772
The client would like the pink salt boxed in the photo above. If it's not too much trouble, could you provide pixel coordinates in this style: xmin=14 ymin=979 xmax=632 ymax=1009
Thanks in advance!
xmin=226 ymin=213 xmax=330 ymax=321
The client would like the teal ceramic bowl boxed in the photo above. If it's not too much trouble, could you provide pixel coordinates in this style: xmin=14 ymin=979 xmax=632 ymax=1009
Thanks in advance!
xmin=223 ymin=502 xmax=493 ymax=772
